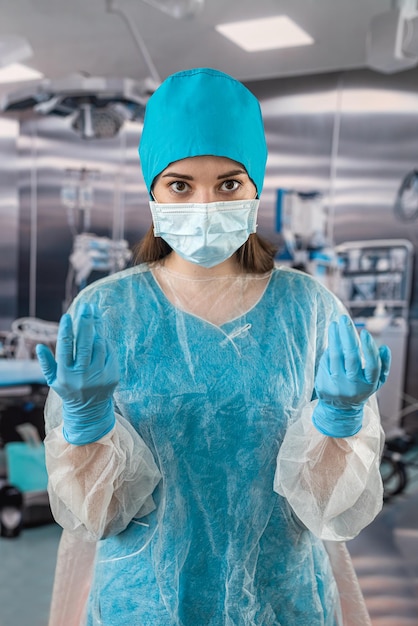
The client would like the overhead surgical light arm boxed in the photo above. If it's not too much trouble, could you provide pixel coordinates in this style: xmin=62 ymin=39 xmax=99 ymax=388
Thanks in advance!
xmin=140 ymin=0 xmax=204 ymax=19
xmin=105 ymin=0 xmax=204 ymax=83
xmin=105 ymin=0 xmax=162 ymax=84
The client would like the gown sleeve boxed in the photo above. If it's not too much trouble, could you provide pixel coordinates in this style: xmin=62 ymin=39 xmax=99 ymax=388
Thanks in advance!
xmin=273 ymin=272 xmax=385 ymax=542
xmin=44 ymin=389 xmax=162 ymax=542
xmin=273 ymin=268 xmax=385 ymax=542
xmin=273 ymin=394 xmax=384 ymax=541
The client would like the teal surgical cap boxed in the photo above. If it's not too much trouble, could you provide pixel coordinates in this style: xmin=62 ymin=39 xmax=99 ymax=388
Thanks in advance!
xmin=139 ymin=68 xmax=268 ymax=195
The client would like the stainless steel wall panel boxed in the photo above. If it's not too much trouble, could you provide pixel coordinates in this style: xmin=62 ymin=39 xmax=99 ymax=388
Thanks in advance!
xmin=1 ymin=65 xmax=418 ymax=407
xmin=252 ymin=73 xmax=338 ymax=245
xmin=0 ymin=119 xmax=19 ymax=331
xmin=248 ymin=69 xmax=418 ymax=315
xmin=17 ymin=116 xmax=149 ymax=321
xmin=248 ymin=69 xmax=418 ymax=408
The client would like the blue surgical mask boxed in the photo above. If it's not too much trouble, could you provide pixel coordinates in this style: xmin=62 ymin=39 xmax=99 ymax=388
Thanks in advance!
xmin=149 ymin=199 xmax=259 ymax=268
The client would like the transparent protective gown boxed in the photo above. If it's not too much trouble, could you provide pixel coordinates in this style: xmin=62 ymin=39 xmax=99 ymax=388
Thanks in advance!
xmin=44 ymin=264 xmax=383 ymax=626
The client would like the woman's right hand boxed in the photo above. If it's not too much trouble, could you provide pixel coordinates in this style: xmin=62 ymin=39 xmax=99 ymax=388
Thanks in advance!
xmin=36 ymin=303 xmax=119 ymax=445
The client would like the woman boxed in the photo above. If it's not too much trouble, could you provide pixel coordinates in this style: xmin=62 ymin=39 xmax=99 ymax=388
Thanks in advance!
xmin=37 ymin=68 xmax=391 ymax=626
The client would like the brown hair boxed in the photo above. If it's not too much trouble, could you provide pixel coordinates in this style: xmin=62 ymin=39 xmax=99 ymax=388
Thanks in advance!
xmin=134 ymin=226 xmax=277 ymax=274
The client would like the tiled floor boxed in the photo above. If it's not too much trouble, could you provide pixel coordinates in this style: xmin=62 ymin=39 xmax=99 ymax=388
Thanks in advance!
xmin=0 ymin=522 xmax=61 ymax=626
xmin=0 ymin=459 xmax=417 ymax=626
xmin=349 ymin=495 xmax=418 ymax=625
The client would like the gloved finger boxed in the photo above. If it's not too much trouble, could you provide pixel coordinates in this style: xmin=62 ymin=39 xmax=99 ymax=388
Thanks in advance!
xmin=327 ymin=321 xmax=344 ymax=376
xmin=55 ymin=313 xmax=74 ymax=368
xmin=360 ymin=329 xmax=380 ymax=385
xmin=378 ymin=344 xmax=391 ymax=386
xmin=91 ymin=333 xmax=107 ymax=370
xmin=35 ymin=343 xmax=57 ymax=385
xmin=338 ymin=315 xmax=363 ymax=380
xmin=317 ymin=345 xmax=330 ymax=378
xmin=74 ymin=303 xmax=95 ymax=369
xmin=90 ymin=307 xmax=107 ymax=369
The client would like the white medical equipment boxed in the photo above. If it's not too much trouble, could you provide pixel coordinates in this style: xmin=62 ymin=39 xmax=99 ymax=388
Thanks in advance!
xmin=0 ymin=315 xmax=53 ymax=524
xmin=61 ymin=168 xmax=132 ymax=310
xmin=275 ymin=189 xmax=341 ymax=291
xmin=65 ymin=233 xmax=131 ymax=308
xmin=0 ymin=317 xmax=58 ymax=361
xmin=0 ymin=359 xmax=52 ymax=528
xmin=367 ymin=2 xmax=418 ymax=74
xmin=334 ymin=239 xmax=414 ymax=437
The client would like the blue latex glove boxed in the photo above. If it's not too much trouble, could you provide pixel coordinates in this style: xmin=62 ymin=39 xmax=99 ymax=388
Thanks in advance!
xmin=312 ymin=315 xmax=391 ymax=438
xmin=36 ymin=303 xmax=119 ymax=445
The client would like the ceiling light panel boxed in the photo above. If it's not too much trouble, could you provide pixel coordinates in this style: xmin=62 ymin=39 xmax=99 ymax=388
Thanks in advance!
xmin=215 ymin=15 xmax=314 ymax=52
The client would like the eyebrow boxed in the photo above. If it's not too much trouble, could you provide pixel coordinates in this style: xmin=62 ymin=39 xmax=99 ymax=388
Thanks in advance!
xmin=161 ymin=172 xmax=194 ymax=180
xmin=217 ymin=169 xmax=247 ymax=179
xmin=161 ymin=169 xmax=247 ymax=180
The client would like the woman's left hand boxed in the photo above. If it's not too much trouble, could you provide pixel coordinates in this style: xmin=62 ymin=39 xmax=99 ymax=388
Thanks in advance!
xmin=312 ymin=315 xmax=391 ymax=438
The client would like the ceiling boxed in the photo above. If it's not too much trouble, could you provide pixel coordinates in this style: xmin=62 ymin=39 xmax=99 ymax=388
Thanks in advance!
xmin=0 ymin=0 xmax=396 ymax=97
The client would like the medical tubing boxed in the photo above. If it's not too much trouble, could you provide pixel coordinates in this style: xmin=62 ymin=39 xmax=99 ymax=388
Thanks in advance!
xmin=312 ymin=400 xmax=364 ymax=438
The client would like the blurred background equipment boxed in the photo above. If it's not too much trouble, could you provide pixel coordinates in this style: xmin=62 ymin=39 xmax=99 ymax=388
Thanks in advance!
xmin=60 ymin=166 xmax=132 ymax=310
xmin=0 ymin=317 xmax=58 ymax=361
xmin=65 ymin=233 xmax=131 ymax=308
xmin=335 ymin=239 xmax=414 ymax=439
xmin=275 ymin=188 xmax=342 ymax=292
xmin=0 ymin=320 xmax=53 ymax=531
xmin=0 ymin=74 xmax=157 ymax=139
xmin=394 ymin=168 xmax=418 ymax=222
xmin=367 ymin=0 xmax=418 ymax=73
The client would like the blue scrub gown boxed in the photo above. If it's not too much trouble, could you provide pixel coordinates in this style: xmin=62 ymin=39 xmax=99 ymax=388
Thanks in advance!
xmin=64 ymin=264 xmax=343 ymax=625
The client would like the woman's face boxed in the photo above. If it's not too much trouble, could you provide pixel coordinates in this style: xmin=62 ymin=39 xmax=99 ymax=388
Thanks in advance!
xmin=152 ymin=155 xmax=257 ymax=204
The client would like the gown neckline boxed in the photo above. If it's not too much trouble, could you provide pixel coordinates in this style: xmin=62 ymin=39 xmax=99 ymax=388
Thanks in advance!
xmin=148 ymin=265 xmax=275 ymax=329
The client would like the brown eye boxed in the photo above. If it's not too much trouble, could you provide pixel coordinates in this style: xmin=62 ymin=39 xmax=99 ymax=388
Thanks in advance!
xmin=220 ymin=179 xmax=241 ymax=192
xmin=170 ymin=181 xmax=190 ymax=193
